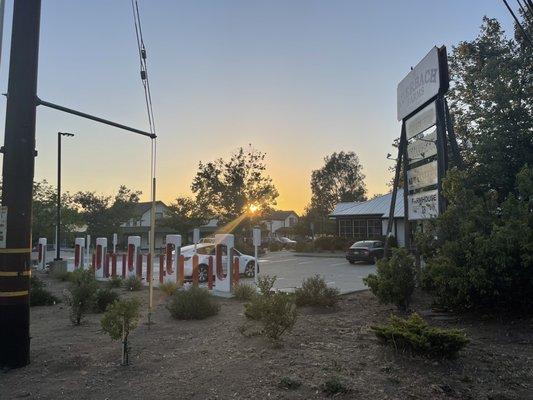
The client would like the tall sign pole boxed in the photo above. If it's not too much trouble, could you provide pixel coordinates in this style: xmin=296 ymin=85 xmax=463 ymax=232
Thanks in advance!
xmin=0 ymin=0 xmax=41 ymax=368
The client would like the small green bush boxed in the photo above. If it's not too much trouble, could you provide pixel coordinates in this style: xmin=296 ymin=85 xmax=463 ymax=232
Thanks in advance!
xmin=363 ymin=248 xmax=415 ymax=310
xmin=30 ymin=275 xmax=59 ymax=306
xmin=123 ymin=276 xmax=142 ymax=291
xmin=371 ymin=313 xmax=469 ymax=358
xmin=66 ymin=268 xmax=98 ymax=325
xmin=257 ymin=275 xmax=276 ymax=295
xmin=321 ymin=377 xmax=348 ymax=396
xmin=278 ymin=377 xmax=301 ymax=390
xmin=108 ymin=276 xmax=123 ymax=288
xmin=294 ymin=241 xmax=314 ymax=253
xmin=313 ymin=236 xmax=352 ymax=252
xmin=294 ymin=275 xmax=339 ymax=308
xmin=94 ymin=287 xmax=120 ymax=313
xmin=233 ymin=283 xmax=256 ymax=301
xmin=159 ymin=281 xmax=180 ymax=296
xmin=244 ymin=275 xmax=276 ymax=320
xmin=101 ymin=297 xmax=142 ymax=365
xmin=261 ymin=292 xmax=297 ymax=342
xmin=268 ymin=241 xmax=283 ymax=252
xmin=52 ymin=269 xmax=73 ymax=282
xmin=167 ymin=287 xmax=220 ymax=320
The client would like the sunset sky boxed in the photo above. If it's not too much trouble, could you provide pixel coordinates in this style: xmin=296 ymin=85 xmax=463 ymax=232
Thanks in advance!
xmin=0 ymin=1 xmax=512 ymax=214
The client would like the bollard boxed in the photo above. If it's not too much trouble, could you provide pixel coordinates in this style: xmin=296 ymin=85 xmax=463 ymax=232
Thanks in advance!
xmin=192 ymin=254 xmax=199 ymax=287
xmin=91 ymin=252 xmax=96 ymax=271
xmin=122 ymin=254 xmax=127 ymax=278
xmin=207 ymin=256 xmax=214 ymax=290
xmin=136 ymin=253 xmax=143 ymax=280
xmin=233 ymin=256 xmax=240 ymax=284
xmin=111 ymin=253 xmax=117 ymax=278
xmin=178 ymin=254 xmax=184 ymax=285
xmin=104 ymin=253 xmax=110 ymax=278
xmin=146 ymin=254 xmax=151 ymax=282
xmin=159 ymin=254 xmax=165 ymax=284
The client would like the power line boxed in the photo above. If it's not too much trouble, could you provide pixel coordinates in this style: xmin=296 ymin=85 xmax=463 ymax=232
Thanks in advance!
xmin=502 ymin=0 xmax=533 ymax=47
xmin=517 ymin=0 xmax=532 ymax=20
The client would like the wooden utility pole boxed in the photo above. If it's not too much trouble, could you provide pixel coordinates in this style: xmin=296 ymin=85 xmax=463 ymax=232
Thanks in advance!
xmin=0 ymin=0 xmax=41 ymax=368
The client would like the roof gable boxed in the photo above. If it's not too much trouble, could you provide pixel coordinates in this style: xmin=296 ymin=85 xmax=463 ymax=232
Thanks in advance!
xmin=265 ymin=210 xmax=298 ymax=221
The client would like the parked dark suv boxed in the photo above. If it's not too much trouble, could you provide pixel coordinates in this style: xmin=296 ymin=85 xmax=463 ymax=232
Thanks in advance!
xmin=346 ymin=240 xmax=384 ymax=264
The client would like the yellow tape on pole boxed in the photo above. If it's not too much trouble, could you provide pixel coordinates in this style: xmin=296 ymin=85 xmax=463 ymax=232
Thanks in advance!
xmin=0 ymin=248 xmax=32 ymax=254
xmin=0 ymin=290 xmax=29 ymax=297
xmin=0 ymin=270 xmax=31 ymax=277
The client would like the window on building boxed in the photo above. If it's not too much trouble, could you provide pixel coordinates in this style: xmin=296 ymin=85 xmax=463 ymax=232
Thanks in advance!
xmin=367 ymin=219 xmax=382 ymax=238
xmin=353 ymin=220 xmax=366 ymax=237
xmin=339 ymin=219 xmax=353 ymax=237
xmin=288 ymin=217 xmax=296 ymax=227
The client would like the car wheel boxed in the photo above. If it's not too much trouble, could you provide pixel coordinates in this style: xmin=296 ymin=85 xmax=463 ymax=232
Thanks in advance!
xmin=244 ymin=261 xmax=255 ymax=278
xmin=198 ymin=264 xmax=208 ymax=283
xmin=349 ymin=260 xmax=355 ymax=264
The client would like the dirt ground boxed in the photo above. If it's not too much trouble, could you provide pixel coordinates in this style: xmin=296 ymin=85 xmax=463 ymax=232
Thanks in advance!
xmin=1 ymin=271 xmax=532 ymax=400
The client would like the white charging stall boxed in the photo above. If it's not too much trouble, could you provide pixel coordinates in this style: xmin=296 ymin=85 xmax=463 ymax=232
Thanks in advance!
xmin=95 ymin=237 xmax=108 ymax=279
xmin=38 ymin=237 xmax=47 ymax=270
xmin=164 ymin=234 xmax=181 ymax=283
xmin=74 ymin=237 xmax=85 ymax=270
xmin=127 ymin=236 xmax=141 ymax=278
xmin=214 ymin=233 xmax=234 ymax=293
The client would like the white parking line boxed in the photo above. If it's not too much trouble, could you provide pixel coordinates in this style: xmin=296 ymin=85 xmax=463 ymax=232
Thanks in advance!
xmin=328 ymin=262 xmax=348 ymax=267
xmin=266 ymin=258 xmax=296 ymax=264
xmin=296 ymin=260 xmax=314 ymax=265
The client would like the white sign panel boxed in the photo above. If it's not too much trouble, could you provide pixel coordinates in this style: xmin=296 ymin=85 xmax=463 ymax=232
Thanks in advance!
xmin=407 ymin=129 xmax=437 ymax=164
xmin=407 ymin=161 xmax=438 ymax=191
xmin=193 ymin=228 xmax=200 ymax=244
xmin=0 ymin=206 xmax=7 ymax=248
xmin=405 ymin=101 xmax=436 ymax=139
xmin=253 ymin=228 xmax=261 ymax=247
xmin=397 ymin=47 xmax=441 ymax=121
xmin=408 ymin=189 xmax=439 ymax=220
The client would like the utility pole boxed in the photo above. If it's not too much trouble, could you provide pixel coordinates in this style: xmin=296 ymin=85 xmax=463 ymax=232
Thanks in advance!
xmin=55 ymin=132 xmax=74 ymax=261
xmin=0 ymin=0 xmax=41 ymax=369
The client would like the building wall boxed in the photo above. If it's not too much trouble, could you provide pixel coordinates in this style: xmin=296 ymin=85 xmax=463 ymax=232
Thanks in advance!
xmin=264 ymin=214 xmax=298 ymax=234
xmin=381 ymin=218 xmax=405 ymax=247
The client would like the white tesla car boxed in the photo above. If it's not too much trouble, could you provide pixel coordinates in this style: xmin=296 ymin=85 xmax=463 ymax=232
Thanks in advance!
xmin=175 ymin=243 xmax=257 ymax=283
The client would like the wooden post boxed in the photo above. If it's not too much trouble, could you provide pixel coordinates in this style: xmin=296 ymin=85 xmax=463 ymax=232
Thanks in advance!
xmin=111 ymin=253 xmax=117 ymax=278
xmin=207 ymin=256 xmax=213 ymax=290
xmin=159 ymin=254 xmax=165 ymax=284
xmin=121 ymin=254 xmax=127 ymax=278
xmin=178 ymin=255 xmax=184 ymax=285
xmin=192 ymin=254 xmax=199 ymax=287
xmin=136 ymin=253 xmax=143 ymax=280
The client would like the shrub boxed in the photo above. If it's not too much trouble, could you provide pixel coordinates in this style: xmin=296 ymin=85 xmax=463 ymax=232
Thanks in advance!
xmin=294 ymin=241 xmax=314 ymax=253
xmin=321 ymin=377 xmax=348 ymax=396
xmin=278 ymin=377 xmax=301 ymax=390
xmin=123 ymin=276 xmax=142 ymax=291
xmin=243 ymin=275 xmax=297 ymax=343
xmin=167 ymin=287 xmax=220 ymax=320
xmin=159 ymin=281 xmax=180 ymax=296
xmin=294 ymin=275 xmax=339 ymax=308
xmin=108 ymin=276 xmax=123 ymax=288
xmin=94 ymin=287 xmax=120 ymax=313
xmin=233 ymin=283 xmax=256 ymax=301
xmin=313 ymin=236 xmax=352 ymax=252
xmin=101 ymin=297 xmax=142 ymax=365
xmin=51 ymin=269 xmax=73 ymax=282
xmin=261 ymin=292 xmax=297 ymax=342
xmin=30 ymin=275 xmax=59 ymax=306
xmin=363 ymin=248 xmax=415 ymax=310
xmin=268 ymin=241 xmax=283 ymax=252
xmin=416 ymin=167 xmax=533 ymax=313
xmin=66 ymin=268 xmax=98 ymax=325
xmin=371 ymin=313 xmax=469 ymax=358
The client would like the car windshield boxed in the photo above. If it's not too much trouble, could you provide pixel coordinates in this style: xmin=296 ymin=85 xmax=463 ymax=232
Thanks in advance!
xmin=351 ymin=241 xmax=369 ymax=248
xmin=373 ymin=241 xmax=383 ymax=248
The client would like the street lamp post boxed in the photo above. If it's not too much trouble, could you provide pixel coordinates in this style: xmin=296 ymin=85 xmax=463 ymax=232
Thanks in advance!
xmin=55 ymin=132 xmax=74 ymax=261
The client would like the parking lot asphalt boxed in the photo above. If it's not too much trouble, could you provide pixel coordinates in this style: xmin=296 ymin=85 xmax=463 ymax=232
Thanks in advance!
xmin=257 ymin=250 xmax=376 ymax=294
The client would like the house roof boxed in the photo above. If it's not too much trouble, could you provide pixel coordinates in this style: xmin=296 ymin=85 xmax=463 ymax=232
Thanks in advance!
xmin=265 ymin=210 xmax=298 ymax=221
xmin=133 ymin=201 xmax=167 ymax=216
xmin=329 ymin=189 xmax=404 ymax=218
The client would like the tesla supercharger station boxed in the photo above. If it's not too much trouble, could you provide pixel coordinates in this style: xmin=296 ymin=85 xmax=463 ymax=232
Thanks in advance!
xmin=253 ymin=227 xmax=261 ymax=284
xmin=38 ymin=237 xmax=47 ymax=270
xmin=127 ymin=236 xmax=141 ymax=278
xmin=214 ymin=233 xmax=234 ymax=293
xmin=95 ymin=238 xmax=107 ymax=279
xmin=74 ymin=237 xmax=85 ymax=270
xmin=164 ymin=234 xmax=181 ymax=283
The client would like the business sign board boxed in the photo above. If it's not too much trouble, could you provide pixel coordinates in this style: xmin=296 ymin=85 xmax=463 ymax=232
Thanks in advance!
xmin=407 ymin=161 xmax=438 ymax=191
xmin=397 ymin=47 xmax=448 ymax=121
xmin=406 ymin=101 xmax=436 ymax=139
xmin=408 ymin=189 xmax=439 ymax=220
xmin=407 ymin=129 xmax=437 ymax=164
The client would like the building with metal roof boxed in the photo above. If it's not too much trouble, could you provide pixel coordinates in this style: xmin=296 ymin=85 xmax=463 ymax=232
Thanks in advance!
xmin=329 ymin=190 xmax=405 ymax=246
